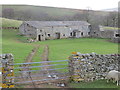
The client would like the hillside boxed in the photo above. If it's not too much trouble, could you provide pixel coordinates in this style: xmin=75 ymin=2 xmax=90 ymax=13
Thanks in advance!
xmin=1 ymin=4 xmax=109 ymax=21
xmin=1 ymin=18 xmax=22 ymax=27
xmin=102 ymin=8 xmax=118 ymax=12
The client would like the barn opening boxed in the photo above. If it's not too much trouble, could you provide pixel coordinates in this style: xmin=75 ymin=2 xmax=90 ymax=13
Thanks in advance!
xmin=73 ymin=32 xmax=76 ymax=37
xmin=70 ymin=32 xmax=72 ymax=36
xmin=56 ymin=32 xmax=60 ymax=39
xmin=38 ymin=35 xmax=41 ymax=41
xmin=115 ymin=34 xmax=120 ymax=37
xmin=81 ymin=32 xmax=83 ymax=36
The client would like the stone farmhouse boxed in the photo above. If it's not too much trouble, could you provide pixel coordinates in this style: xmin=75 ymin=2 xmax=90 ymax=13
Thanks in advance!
xmin=19 ymin=21 xmax=91 ymax=41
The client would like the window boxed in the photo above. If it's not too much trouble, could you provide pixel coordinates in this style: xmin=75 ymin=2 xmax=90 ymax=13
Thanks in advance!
xmin=48 ymin=34 xmax=50 ymax=37
xmin=27 ymin=24 xmax=29 ymax=26
xmin=94 ymin=32 xmax=96 ymax=34
xmin=63 ymin=34 xmax=65 ymax=36
xmin=40 ymin=30 xmax=42 ymax=32
xmin=115 ymin=34 xmax=120 ymax=37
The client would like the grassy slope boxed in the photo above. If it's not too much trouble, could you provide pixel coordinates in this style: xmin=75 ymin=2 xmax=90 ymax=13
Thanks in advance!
xmin=2 ymin=18 xmax=34 ymax=63
xmin=2 ymin=5 xmax=80 ymax=17
xmin=1 ymin=18 xmax=22 ymax=27
xmin=1 ymin=5 xmax=109 ymax=19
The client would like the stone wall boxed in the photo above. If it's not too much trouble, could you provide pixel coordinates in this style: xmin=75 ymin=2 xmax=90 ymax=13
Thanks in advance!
xmin=0 ymin=54 xmax=14 ymax=88
xmin=68 ymin=52 xmax=119 ymax=82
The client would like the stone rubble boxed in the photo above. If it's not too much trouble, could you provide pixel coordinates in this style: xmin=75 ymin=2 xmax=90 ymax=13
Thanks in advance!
xmin=69 ymin=52 xmax=119 ymax=82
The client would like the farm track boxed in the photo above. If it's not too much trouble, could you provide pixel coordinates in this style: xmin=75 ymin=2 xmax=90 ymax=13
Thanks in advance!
xmin=16 ymin=44 xmax=69 ymax=88
xmin=16 ymin=45 xmax=40 ymax=88
xmin=19 ymin=44 xmax=40 ymax=72
xmin=41 ymin=45 xmax=50 ymax=73
xmin=29 ymin=45 xmax=69 ymax=88
xmin=35 ymin=45 xmax=69 ymax=88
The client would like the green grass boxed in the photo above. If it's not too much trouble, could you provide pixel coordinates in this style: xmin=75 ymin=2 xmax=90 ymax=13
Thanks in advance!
xmin=33 ymin=38 xmax=118 ymax=72
xmin=69 ymin=80 xmax=120 ymax=88
xmin=2 ymin=29 xmax=34 ymax=63
xmin=34 ymin=38 xmax=118 ymax=61
xmin=2 ymin=18 xmax=34 ymax=63
xmin=103 ymin=26 xmax=120 ymax=30
xmin=1 ymin=18 xmax=22 ymax=27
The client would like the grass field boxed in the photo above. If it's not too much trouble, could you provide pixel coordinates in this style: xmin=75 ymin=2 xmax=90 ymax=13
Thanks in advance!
xmin=1 ymin=18 xmax=119 ymax=88
xmin=35 ymin=38 xmax=118 ymax=61
xmin=69 ymin=80 xmax=119 ymax=88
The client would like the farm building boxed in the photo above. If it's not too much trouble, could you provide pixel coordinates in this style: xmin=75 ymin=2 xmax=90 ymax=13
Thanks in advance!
xmin=99 ymin=26 xmax=120 ymax=43
xmin=99 ymin=26 xmax=119 ymax=38
xmin=19 ymin=21 xmax=91 ymax=41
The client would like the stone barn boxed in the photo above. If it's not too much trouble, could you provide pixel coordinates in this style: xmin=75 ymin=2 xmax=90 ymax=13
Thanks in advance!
xmin=99 ymin=26 xmax=119 ymax=38
xmin=99 ymin=26 xmax=120 ymax=43
xmin=19 ymin=21 xmax=91 ymax=41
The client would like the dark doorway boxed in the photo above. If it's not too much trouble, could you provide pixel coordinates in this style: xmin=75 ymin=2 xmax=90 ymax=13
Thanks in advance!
xmin=115 ymin=34 xmax=120 ymax=37
xmin=73 ymin=32 xmax=76 ymax=37
xmin=81 ymin=32 xmax=83 ymax=36
xmin=70 ymin=32 xmax=72 ymax=36
xmin=56 ymin=33 xmax=60 ymax=39
xmin=38 ymin=35 xmax=41 ymax=41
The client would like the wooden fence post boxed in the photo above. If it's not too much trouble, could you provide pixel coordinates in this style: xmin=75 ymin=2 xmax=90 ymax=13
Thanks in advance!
xmin=1 ymin=54 xmax=14 ymax=88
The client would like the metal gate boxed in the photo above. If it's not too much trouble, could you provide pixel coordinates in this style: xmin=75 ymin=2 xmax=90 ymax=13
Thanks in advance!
xmin=0 ymin=54 xmax=69 ymax=88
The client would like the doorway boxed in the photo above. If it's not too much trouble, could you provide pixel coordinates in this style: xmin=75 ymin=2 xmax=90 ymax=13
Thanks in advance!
xmin=56 ymin=33 xmax=60 ymax=39
xmin=73 ymin=32 xmax=76 ymax=37
xmin=38 ymin=35 xmax=41 ymax=41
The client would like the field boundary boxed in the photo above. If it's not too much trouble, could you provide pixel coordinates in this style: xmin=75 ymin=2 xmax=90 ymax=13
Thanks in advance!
xmin=0 ymin=27 xmax=19 ymax=29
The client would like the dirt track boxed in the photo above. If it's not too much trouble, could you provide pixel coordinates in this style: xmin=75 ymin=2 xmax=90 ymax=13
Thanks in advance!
xmin=15 ymin=44 xmax=69 ymax=88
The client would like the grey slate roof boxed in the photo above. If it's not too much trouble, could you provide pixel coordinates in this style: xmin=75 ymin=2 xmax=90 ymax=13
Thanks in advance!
xmin=24 ymin=21 xmax=90 ymax=29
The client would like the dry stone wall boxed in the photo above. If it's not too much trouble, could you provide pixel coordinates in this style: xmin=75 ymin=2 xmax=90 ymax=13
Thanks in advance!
xmin=0 ymin=54 xmax=14 ymax=88
xmin=68 ymin=52 xmax=119 ymax=82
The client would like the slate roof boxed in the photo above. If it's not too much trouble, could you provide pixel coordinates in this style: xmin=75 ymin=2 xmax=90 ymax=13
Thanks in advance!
xmin=24 ymin=21 xmax=90 ymax=29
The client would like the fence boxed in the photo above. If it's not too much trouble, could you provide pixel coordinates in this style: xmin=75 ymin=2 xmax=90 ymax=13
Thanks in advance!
xmin=0 ymin=54 xmax=69 ymax=88
xmin=0 ymin=27 xmax=19 ymax=30
xmin=1 ymin=52 xmax=119 ymax=88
